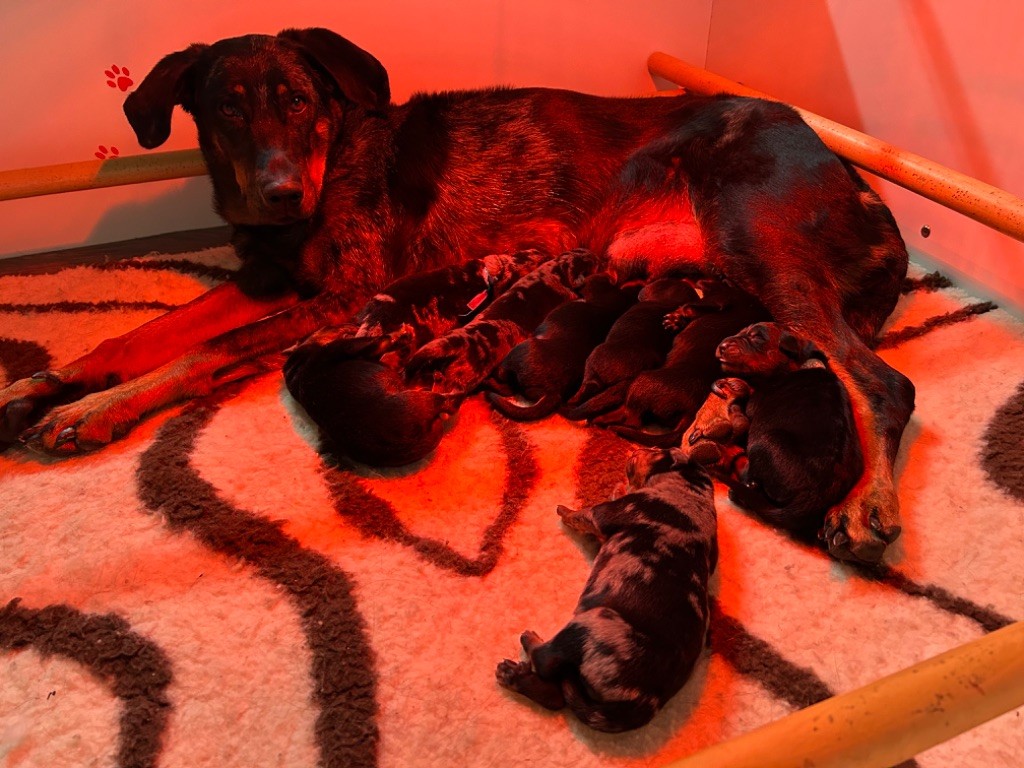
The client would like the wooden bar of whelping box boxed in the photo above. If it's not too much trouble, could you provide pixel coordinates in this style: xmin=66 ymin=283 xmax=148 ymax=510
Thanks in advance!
xmin=664 ymin=620 xmax=1024 ymax=768
xmin=0 ymin=149 xmax=206 ymax=202
xmin=648 ymin=51 xmax=1024 ymax=244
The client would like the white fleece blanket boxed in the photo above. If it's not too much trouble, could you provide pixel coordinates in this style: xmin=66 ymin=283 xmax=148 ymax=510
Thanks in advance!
xmin=0 ymin=247 xmax=1021 ymax=767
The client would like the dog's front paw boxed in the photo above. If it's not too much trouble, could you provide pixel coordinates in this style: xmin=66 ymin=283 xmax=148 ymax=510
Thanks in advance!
xmin=822 ymin=484 xmax=902 ymax=565
xmin=0 ymin=372 xmax=66 ymax=444
xmin=21 ymin=391 xmax=135 ymax=454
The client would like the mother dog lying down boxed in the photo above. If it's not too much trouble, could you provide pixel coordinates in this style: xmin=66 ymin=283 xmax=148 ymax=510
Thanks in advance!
xmin=0 ymin=27 xmax=914 ymax=564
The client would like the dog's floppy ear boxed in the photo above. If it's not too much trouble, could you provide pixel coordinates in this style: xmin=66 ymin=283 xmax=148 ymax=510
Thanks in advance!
xmin=123 ymin=44 xmax=208 ymax=149
xmin=278 ymin=28 xmax=390 ymax=113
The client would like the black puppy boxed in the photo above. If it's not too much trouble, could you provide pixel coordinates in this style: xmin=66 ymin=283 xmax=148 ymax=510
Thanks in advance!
xmin=405 ymin=248 xmax=599 ymax=395
xmin=599 ymin=280 xmax=769 ymax=445
xmin=561 ymin=277 xmax=700 ymax=420
xmin=485 ymin=273 xmax=639 ymax=421
xmin=284 ymin=335 xmax=459 ymax=466
xmin=686 ymin=322 xmax=864 ymax=539
xmin=496 ymin=447 xmax=717 ymax=733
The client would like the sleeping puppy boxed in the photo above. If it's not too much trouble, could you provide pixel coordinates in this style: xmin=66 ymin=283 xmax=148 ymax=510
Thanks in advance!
xmin=598 ymin=280 xmax=768 ymax=445
xmin=283 ymin=335 xmax=460 ymax=466
xmin=405 ymin=248 xmax=599 ymax=395
xmin=677 ymin=376 xmax=752 ymax=474
xmin=687 ymin=322 xmax=865 ymax=538
xmin=485 ymin=273 xmax=639 ymax=421
xmin=496 ymin=447 xmax=717 ymax=733
xmin=292 ymin=249 xmax=549 ymax=367
xmin=561 ymin=277 xmax=700 ymax=421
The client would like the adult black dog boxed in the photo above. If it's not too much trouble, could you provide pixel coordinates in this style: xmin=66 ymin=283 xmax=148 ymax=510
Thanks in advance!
xmin=0 ymin=28 xmax=913 ymax=563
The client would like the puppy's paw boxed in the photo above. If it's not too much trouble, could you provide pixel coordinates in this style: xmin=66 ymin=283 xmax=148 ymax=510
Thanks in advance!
xmin=662 ymin=307 xmax=690 ymax=332
xmin=495 ymin=659 xmax=533 ymax=689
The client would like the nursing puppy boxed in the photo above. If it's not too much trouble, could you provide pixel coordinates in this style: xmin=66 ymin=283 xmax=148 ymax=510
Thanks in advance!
xmin=405 ymin=248 xmax=599 ymax=395
xmin=486 ymin=273 xmax=639 ymax=421
xmin=561 ymin=277 xmax=699 ymax=420
xmin=314 ymin=249 xmax=551 ymax=365
xmin=284 ymin=335 xmax=459 ymax=466
xmin=689 ymin=322 xmax=864 ymax=538
xmin=496 ymin=447 xmax=717 ymax=733
xmin=600 ymin=280 xmax=768 ymax=445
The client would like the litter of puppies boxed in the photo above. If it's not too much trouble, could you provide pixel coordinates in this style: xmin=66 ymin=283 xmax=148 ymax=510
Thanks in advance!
xmin=284 ymin=248 xmax=876 ymax=731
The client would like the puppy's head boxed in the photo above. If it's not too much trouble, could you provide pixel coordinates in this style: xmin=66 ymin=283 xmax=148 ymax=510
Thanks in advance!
xmin=124 ymin=28 xmax=390 ymax=226
xmin=716 ymin=322 xmax=824 ymax=376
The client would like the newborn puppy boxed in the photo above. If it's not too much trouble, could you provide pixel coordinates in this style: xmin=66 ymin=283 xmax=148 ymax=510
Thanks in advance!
xmin=677 ymin=376 xmax=752 ymax=474
xmin=284 ymin=335 xmax=460 ymax=467
xmin=405 ymin=248 xmax=599 ymax=395
xmin=561 ymin=277 xmax=699 ymax=420
xmin=486 ymin=274 xmax=639 ymax=421
xmin=695 ymin=322 xmax=864 ymax=538
xmin=293 ymin=249 xmax=549 ymax=367
xmin=496 ymin=447 xmax=717 ymax=733
xmin=600 ymin=280 xmax=768 ymax=445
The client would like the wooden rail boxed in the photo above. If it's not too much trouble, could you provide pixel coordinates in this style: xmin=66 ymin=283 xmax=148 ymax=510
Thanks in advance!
xmin=664 ymin=620 xmax=1024 ymax=768
xmin=648 ymin=51 xmax=1024 ymax=244
xmin=0 ymin=149 xmax=206 ymax=202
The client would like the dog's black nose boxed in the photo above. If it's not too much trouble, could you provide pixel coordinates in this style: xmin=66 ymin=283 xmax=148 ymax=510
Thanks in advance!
xmin=263 ymin=179 xmax=304 ymax=208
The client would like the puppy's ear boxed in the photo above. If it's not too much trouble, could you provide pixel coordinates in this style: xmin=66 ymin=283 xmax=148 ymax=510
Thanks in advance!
xmin=123 ymin=44 xmax=208 ymax=149
xmin=778 ymin=330 xmax=815 ymax=363
xmin=278 ymin=28 xmax=390 ymax=113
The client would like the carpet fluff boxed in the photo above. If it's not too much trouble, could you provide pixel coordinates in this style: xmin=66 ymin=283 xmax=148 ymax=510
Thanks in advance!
xmin=1 ymin=248 xmax=1022 ymax=767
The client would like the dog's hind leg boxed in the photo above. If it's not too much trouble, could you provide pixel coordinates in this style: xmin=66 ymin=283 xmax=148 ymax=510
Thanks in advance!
xmin=818 ymin=329 xmax=914 ymax=561
xmin=777 ymin=304 xmax=914 ymax=564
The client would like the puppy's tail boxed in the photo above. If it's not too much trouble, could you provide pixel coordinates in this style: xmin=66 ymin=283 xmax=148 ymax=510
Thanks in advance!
xmin=560 ymin=382 xmax=628 ymax=421
xmin=560 ymin=682 xmax=657 ymax=734
xmin=485 ymin=391 xmax=560 ymax=421
xmin=609 ymin=423 xmax=684 ymax=448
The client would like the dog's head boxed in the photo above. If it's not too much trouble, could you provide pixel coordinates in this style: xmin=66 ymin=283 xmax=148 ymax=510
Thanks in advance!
xmin=716 ymin=322 xmax=824 ymax=376
xmin=124 ymin=28 xmax=390 ymax=226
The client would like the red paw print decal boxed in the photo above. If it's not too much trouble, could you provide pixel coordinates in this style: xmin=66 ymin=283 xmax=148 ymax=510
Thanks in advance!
xmin=95 ymin=145 xmax=120 ymax=160
xmin=105 ymin=65 xmax=133 ymax=91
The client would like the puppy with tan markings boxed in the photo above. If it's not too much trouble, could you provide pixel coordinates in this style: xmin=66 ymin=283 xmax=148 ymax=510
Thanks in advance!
xmin=684 ymin=322 xmax=865 ymax=541
xmin=496 ymin=447 xmax=717 ymax=733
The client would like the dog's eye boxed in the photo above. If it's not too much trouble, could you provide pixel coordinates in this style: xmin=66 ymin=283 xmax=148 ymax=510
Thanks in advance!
xmin=289 ymin=94 xmax=309 ymax=114
xmin=219 ymin=102 xmax=242 ymax=119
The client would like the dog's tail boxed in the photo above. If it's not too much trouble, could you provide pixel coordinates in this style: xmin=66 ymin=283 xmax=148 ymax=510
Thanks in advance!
xmin=485 ymin=391 xmax=561 ymax=421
